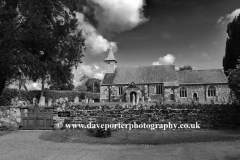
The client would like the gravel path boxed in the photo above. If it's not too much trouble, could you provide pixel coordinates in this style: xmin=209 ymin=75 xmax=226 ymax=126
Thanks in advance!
xmin=0 ymin=131 xmax=240 ymax=160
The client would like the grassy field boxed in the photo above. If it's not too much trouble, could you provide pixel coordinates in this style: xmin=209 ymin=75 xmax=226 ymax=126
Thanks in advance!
xmin=39 ymin=129 xmax=240 ymax=145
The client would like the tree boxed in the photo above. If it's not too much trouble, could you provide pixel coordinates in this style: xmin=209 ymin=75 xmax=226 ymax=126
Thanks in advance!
xmin=179 ymin=65 xmax=193 ymax=71
xmin=85 ymin=78 xmax=101 ymax=93
xmin=228 ymin=64 xmax=240 ymax=101
xmin=49 ymin=82 xmax=74 ymax=90
xmin=223 ymin=14 xmax=240 ymax=76
xmin=75 ymin=85 xmax=87 ymax=92
xmin=0 ymin=0 xmax=85 ymax=96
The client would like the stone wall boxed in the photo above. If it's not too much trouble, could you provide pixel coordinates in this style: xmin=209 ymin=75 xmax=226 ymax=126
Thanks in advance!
xmin=0 ymin=107 xmax=21 ymax=128
xmin=176 ymin=84 xmax=231 ymax=103
xmin=101 ymin=84 xmax=164 ymax=102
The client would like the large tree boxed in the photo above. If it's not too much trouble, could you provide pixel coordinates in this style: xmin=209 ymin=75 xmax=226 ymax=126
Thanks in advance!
xmin=223 ymin=14 xmax=240 ymax=76
xmin=0 ymin=0 xmax=85 ymax=96
xmin=228 ymin=64 xmax=240 ymax=101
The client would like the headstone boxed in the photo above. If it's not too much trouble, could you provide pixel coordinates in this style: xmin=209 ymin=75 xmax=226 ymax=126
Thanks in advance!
xmin=92 ymin=100 xmax=94 ymax=103
xmin=142 ymin=96 xmax=145 ymax=103
xmin=74 ymin=96 xmax=79 ymax=103
xmin=11 ymin=98 xmax=14 ymax=105
xmin=33 ymin=97 xmax=37 ymax=105
xmin=48 ymin=99 xmax=52 ymax=107
xmin=65 ymin=97 xmax=68 ymax=102
xmin=59 ymin=98 xmax=64 ymax=104
xmin=86 ymin=98 xmax=89 ymax=104
xmin=39 ymin=96 xmax=45 ymax=107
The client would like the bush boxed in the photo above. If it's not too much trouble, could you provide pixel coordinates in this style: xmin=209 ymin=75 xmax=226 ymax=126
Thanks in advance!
xmin=0 ymin=89 xmax=100 ymax=105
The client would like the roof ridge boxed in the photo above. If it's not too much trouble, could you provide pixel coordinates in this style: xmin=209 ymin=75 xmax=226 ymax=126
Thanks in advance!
xmin=117 ymin=64 xmax=175 ymax=68
xmin=177 ymin=69 xmax=223 ymax=71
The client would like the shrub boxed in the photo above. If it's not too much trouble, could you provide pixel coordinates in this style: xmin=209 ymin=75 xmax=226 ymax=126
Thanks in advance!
xmin=0 ymin=89 xmax=100 ymax=105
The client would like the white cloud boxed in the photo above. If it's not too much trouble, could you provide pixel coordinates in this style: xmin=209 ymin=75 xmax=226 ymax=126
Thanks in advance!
xmin=202 ymin=53 xmax=210 ymax=60
xmin=75 ymin=0 xmax=148 ymax=55
xmin=152 ymin=54 xmax=176 ymax=65
xmin=72 ymin=63 xmax=105 ymax=86
xmin=75 ymin=12 xmax=117 ymax=55
xmin=89 ymin=0 xmax=148 ymax=34
xmin=217 ymin=8 xmax=240 ymax=26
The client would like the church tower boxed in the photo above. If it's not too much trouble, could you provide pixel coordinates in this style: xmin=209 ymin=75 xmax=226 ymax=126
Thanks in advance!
xmin=104 ymin=45 xmax=117 ymax=73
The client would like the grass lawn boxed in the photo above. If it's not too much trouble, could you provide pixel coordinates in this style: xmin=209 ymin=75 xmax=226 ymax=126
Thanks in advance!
xmin=0 ymin=131 xmax=13 ymax=136
xmin=39 ymin=129 xmax=240 ymax=145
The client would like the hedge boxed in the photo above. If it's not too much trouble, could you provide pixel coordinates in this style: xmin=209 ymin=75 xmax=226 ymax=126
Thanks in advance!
xmin=0 ymin=89 xmax=100 ymax=105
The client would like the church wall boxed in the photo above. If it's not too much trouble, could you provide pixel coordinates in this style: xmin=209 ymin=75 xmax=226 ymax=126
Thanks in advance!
xmin=176 ymin=84 xmax=231 ymax=103
xmin=101 ymin=83 xmax=231 ymax=103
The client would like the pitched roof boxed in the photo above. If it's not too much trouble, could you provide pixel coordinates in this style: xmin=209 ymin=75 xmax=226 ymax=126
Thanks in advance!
xmin=104 ymin=48 xmax=117 ymax=62
xmin=177 ymin=69 xmax=228 ymax=84
xmin=102 ymin=65 xmax=179 ymax=85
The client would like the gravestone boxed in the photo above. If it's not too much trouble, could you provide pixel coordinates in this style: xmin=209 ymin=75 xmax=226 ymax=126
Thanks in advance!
xmin=59 ymin=98 xmax=64 ymax=104
xmin=11 ymin=98 xmax=14 ymax=105
xmin=142 ymin=96 xmax=145 ymax=103
xmin=39 ymin=96 xmax=45 ymax=107
xmin=65 ymin=97 xmax=68 ymax=102
xmin=86 ymin=98 xmax=89 ymax=104
xmin=74 ymin=96 xmax=79 ymax=103
xmin=33 ymin=97 xmax=37 ymax=105
xmin=48 ymin=99 xmax=52 ymax=107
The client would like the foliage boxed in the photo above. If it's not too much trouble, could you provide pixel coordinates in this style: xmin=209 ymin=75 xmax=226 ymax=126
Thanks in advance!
xmin=85 ymin=78 xmax=101 ymax=93
xmin=223 ymin=14 xmax=240 ymax=76
xmin=49 ymin=82 xmax=75 ymax=91
xmin=0 ymin=0 xmax=85 ymax=96
xmin=179 ymin=65 xmax=193 ymax=71
xmin=75 ymin=85 xmax=87 ymax=92
xmin=0 ymin=89 xmax=100 ymax=105
xmin=228 ymin=65 xmax=240 ymax=100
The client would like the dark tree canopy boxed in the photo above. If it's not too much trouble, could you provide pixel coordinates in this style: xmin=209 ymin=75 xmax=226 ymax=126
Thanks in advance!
xmin=0 ymin=0 xmax=85 ymax=95
xmin=223 ymin=14 xmax=240 ymax=76
xmin=179 ymin=65 xmax=193 ymax=71
xmin=228 ymin=65 xmax=240 ymax=101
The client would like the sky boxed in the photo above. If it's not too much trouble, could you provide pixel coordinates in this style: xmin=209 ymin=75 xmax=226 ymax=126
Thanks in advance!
xmin=20 ymin=0 xmax=240 ymax=90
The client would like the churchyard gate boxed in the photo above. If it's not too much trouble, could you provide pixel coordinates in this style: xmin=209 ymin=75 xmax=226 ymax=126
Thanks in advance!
xmin=20 ymin=106 xmax=54 ymax=130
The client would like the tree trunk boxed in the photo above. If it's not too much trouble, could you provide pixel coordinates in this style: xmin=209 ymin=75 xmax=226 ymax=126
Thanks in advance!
xmin=0 ymin=77 xmax=7 ymax=96
xmin=40 ymin=77 xmax=45 ymax=98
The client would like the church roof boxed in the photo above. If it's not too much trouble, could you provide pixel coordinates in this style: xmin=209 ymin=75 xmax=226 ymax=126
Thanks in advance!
xmin=102 ymin=65 xmax=228 ymax=85
xmin=177 ymin=69 xmax=228 ymax=84
xmin=104 ymin=47 xmax=117 ymax=62
xmin=102 ymin=65 xmax=179 ymax=85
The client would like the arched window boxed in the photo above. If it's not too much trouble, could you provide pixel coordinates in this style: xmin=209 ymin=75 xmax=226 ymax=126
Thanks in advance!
xmin=180 ymin=87 xmax=187 ymax=97
xmin=208 ymin=86 xmax=216 ymax=97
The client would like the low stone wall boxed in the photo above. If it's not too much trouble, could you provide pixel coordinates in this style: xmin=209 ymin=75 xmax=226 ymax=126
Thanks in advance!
xmin=0 ymin=107 xmax=21 ymax=128
xmin=52 ymin=103 xmax=240 ymax=130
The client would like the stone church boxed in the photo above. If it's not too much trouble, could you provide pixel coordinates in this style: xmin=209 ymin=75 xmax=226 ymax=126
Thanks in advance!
xmin=100 ymin=48 xmax=231 ymax=104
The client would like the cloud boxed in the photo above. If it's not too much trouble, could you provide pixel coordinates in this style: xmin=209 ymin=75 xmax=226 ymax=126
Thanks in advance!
xmin=89 ymin=0 xmax=148 ymax=34
xmin=202 ymin=53 xmax=210 ymax=60
xmin=75 ymin=0 xmax=148 ymax=55
xmin=152 ymin=54 xmax=176 ymax=65
xmin=76 ymin=12 xmax=117 ymax=55
xmin=72 ymin=63 xmax=105 ymax=86
xmin=217 ymin=8 xmax=240 ymax=27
